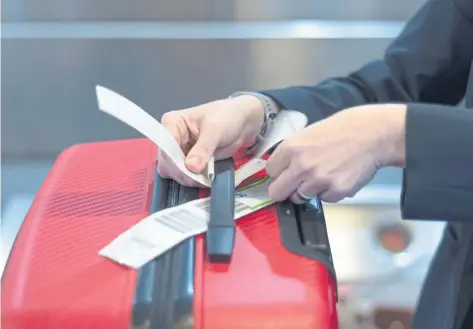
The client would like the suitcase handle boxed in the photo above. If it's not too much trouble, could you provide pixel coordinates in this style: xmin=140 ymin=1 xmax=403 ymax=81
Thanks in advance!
xmin=206 ymin=158 xmax=236 ymax=264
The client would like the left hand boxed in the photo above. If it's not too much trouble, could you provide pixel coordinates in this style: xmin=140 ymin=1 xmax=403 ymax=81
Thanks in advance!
xmin=266 ymin=104 xmax=407 ymax=203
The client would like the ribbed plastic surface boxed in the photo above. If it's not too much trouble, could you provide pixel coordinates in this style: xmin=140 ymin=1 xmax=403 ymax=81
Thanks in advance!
xmin=2 ymin=141 xmax=338 ymax=329
xmin=2 ymin=139 xmax=157 ymax=329
xmin=193 ymin=161 xmax=339 ymax=329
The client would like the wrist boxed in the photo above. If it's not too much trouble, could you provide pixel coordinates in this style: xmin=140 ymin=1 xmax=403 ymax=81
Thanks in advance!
xmin=229 ymin=92 xmax=282 ymax=151
xmin=229 ymin=91 xmax=282 ymax=154
xmin=229 ymin=95 xmax=265 ymax=149
xmin=379 ymin=104 xmax=407 ymax=168
xmin=231 ymin=95 xmax=265 ymax=129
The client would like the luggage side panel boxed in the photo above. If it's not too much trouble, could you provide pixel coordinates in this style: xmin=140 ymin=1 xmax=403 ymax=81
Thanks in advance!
xmin=194 ymin=160 xmax=338 ymax=329
xmin=2 ymin=139 xmax=157 ymax=329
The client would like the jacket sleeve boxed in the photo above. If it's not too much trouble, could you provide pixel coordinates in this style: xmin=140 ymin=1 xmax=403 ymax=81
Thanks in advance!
xmin=402 ymin=104 xmax=473 ymax=221
xmin=259 ymin=0 xmax=473 ymax=124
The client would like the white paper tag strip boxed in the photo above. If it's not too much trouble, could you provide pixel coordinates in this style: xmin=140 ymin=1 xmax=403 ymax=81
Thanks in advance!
xmin=96 ymin=85 xmax=213 ymax=186
xmin=95 ymin=86 xmax=306 ymax=187
xmin=99 ymin=178 xmax=274 ymax=269
xmin=234 ymin=158 xmax=267 ymax=186
xmin=252 ymin=109 xmax=308 ymax=159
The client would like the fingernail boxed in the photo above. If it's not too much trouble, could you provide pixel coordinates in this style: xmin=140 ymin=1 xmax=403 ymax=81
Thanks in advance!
xmin=186 ymin=155 xmax=202 ymax=169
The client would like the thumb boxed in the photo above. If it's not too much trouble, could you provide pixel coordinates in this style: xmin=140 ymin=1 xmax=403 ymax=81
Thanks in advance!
xmin=185 ymin=125 xmax=222 ymax=173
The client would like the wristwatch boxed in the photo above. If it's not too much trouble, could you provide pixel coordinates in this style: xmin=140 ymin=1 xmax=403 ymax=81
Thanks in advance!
xmin=229 ymin=91 xmax=281 ymax=151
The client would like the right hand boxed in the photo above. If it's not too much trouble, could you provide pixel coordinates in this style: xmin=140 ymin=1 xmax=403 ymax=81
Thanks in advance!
xmin=158 ymin=95 xmax=265 ymax=187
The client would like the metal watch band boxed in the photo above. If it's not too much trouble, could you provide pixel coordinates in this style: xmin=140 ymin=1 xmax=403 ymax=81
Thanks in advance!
xmin=228 ymin=91 xmax=281 ymax=148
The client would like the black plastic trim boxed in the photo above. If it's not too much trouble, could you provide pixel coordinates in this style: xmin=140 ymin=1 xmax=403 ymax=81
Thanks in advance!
xmin=276 ymin=200 xmax=338 ymax=300
xmin=132 ymin=171 xmax=199 ymax=329
xmin=206 ymin=159 xmax=236 ymax=263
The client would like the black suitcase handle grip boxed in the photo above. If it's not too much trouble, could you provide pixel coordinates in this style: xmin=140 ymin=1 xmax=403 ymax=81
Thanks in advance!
xmin=206 ymin=158 xmax=236 ymax=264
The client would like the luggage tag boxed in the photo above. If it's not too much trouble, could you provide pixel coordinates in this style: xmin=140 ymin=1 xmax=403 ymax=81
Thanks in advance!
xmin=98 ymin=177 xmax=275 ymax=269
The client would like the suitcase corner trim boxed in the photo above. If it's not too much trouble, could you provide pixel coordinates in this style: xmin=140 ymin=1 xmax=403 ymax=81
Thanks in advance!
xmin=276 ymin=200 xmax=338 ymax=300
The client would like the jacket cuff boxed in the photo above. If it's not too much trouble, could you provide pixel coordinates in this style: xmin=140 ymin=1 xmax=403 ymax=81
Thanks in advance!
xmin=401 ymin=103 xmax=473 ymax=221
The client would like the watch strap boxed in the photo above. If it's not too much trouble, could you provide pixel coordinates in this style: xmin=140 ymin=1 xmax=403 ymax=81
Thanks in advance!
xmin=229 ymin=91 xmax=280 ymax=148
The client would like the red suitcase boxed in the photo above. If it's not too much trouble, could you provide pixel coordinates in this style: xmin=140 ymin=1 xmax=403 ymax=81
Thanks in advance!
xmin=2 ymin=138 xmax=338 ymax=329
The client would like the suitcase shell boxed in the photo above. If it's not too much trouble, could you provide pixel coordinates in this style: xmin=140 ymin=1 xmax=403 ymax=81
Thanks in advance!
xmin=2 ymin=138 xmax=338 ymax=329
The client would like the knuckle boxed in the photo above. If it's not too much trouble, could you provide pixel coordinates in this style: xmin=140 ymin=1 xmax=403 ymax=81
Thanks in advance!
xmin=294 ymin=158 xmax=313 ymax=174
xmin=330 ymin=181 xmax=350 ymax=197
xmin=160 ymin=111 xmax=174 ymax=123
xmin=313 ymin=169 xmax=330 ymax=184
xmin=161 ymin=110 xmax=181 ymax=125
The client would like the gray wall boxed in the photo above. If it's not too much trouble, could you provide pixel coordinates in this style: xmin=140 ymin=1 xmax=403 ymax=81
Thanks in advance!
xmin=2 ymin=0 xmax=424 ymax=21
xmin=2 ymin=0 xmax=426 ymax=159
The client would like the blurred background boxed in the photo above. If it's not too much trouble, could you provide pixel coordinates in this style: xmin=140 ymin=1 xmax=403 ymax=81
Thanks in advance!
xmin=1 ymin=1 xmax=446 ymax=328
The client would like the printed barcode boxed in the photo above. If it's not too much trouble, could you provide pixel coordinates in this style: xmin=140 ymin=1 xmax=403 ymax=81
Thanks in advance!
xmin=235 ymin=200 xmax=250 ymax=214
xmin=155 ymin=208 xmax=207 ymax=234
xmin=194 ymin=199 xmax=250 ymax=215
xmin=195 ymin=200 xmax=211 ymax=213
xmin=130 ymin=236 xmax=159 ymax=249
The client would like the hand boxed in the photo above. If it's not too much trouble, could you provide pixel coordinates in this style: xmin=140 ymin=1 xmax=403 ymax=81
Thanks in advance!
xmin=266 ymin=104 xmax=407 ymax=203
xmin=158 ymin=95 xmax=265 ymax=186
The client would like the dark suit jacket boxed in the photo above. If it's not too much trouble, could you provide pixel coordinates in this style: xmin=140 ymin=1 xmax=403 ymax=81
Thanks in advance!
xmin=260 ymin=0 xmax=473 ymax=328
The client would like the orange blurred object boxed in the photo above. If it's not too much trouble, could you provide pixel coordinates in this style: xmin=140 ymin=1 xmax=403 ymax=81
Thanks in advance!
xmin=377 ymin=224 xmax=412 ymax=253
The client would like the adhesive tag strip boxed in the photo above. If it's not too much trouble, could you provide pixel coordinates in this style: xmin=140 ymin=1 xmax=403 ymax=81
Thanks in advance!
xmin=252 ymin=109 xmax=308 ymax=158
xmin=97 ymin=86 xmax=262 ymax=187
xmin=96 ymin=86 xmax=212 ymax=186
xmin=95 ymin=85 xmax=306 ymax=187
xmin=99 ymin=178 xmax=274 ymax=269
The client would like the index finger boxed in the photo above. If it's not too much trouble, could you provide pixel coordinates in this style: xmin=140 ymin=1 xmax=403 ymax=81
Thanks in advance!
xmin=265 ymin=141 xmax=291 ymax=178
xmin=268 ymin=168 xmax=302 ymax=201
xmin=161 ymin=112 xmax=188 ymax=148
